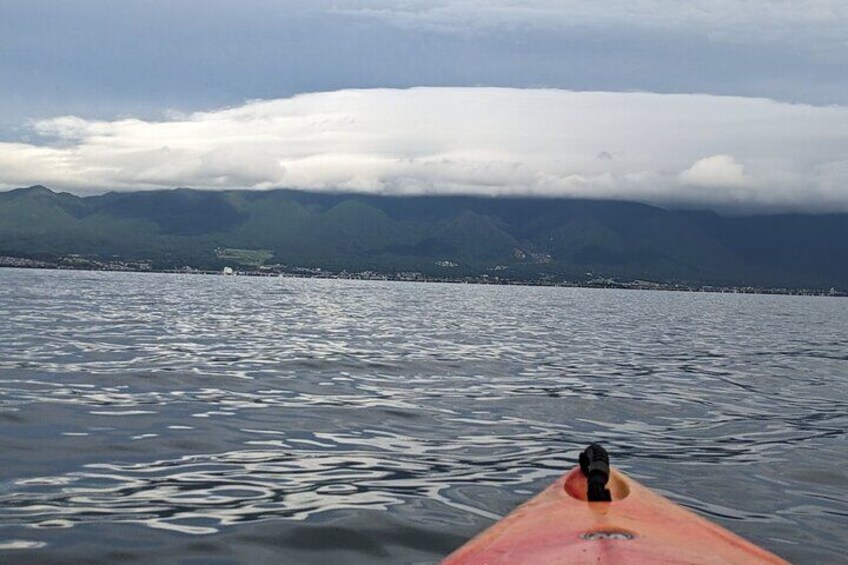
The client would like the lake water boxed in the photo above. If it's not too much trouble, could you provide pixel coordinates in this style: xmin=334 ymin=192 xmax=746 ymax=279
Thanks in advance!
xmin=0 ymin=269 xmax=845 ymax=563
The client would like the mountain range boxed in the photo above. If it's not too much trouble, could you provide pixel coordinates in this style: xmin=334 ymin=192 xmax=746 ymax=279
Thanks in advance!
xmin=1 ymin=185 xmax=846 ymax=289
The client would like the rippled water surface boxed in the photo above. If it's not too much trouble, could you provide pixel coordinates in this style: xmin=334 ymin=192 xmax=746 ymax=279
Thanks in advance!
xmin=0 ymin=269 xmax=846 ymax=563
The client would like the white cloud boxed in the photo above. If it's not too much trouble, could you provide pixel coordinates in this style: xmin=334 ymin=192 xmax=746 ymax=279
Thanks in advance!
xmin=680 ymin=155 xmax=753 ymax=189
xmin=1 ymin=87 xmax=847 ymax=212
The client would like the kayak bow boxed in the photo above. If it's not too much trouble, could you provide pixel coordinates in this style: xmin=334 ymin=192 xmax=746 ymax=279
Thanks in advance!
xmin=443 ymin=445 xmax=787 ymax=564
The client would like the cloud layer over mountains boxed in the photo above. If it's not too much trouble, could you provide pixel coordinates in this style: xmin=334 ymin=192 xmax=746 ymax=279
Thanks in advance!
xmin=2 ymin=88 xmax=846 ymax=212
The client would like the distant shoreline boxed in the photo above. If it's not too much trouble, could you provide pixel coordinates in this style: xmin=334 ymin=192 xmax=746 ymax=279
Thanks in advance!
xmin=4 ymin=186 xmax=847 ymax=295
xmin=2 ymin=261 xmax=843 ymax=299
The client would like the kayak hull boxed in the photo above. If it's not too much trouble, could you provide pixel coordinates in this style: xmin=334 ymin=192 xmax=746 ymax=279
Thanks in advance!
xmin=442 ymin=467 xmax=788 ymax=564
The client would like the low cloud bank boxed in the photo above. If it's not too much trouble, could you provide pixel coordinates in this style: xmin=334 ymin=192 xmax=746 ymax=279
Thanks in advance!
xmin=1 ymin=87 xmax=846 ymax=212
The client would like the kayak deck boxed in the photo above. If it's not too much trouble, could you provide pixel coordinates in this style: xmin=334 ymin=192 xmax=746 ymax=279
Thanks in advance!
xmin=442 ymin=467 xmax=788 ymax=564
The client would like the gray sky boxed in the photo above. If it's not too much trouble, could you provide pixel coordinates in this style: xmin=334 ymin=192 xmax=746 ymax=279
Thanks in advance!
xmin=1 ymin=0 xmax=847 ymax=211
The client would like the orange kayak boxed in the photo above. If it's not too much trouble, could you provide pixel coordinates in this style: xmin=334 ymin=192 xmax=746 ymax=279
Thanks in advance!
xmin=443 ymin=446 xmax=787 ymax=564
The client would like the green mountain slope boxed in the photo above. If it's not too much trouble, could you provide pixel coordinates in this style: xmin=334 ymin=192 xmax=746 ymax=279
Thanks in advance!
xmin=1 ymin=186 xmax=846 ymax=289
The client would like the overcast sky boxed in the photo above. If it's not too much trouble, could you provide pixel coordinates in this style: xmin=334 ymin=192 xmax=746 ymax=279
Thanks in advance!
xmin=1 ymin=0 xmax=846 ymax=212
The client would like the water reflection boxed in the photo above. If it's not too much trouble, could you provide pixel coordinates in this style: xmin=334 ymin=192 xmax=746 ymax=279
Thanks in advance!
xmin=0 ymin=269 xmax=846 ymax=563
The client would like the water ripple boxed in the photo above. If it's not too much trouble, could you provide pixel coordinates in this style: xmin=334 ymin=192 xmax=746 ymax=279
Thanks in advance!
xmin=0 ymin=269 xmax=846 ymax=563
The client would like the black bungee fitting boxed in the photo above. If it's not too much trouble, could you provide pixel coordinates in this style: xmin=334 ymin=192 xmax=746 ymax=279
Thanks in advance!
xmin=579 ymin=443 xmax=612 ymax=502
